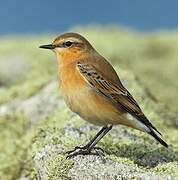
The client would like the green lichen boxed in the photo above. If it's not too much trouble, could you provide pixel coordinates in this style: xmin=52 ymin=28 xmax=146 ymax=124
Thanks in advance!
xmin=31 ymin=109 xmax=70 ymax=155
xmin=25 ymin=67 xmax=178 ymax=179
xmin=0 ymin=113 xmax=30 ymax=180
xmin=0 ymin=27 xmax=178 ymax=179
xmin=48 ymin=155 xmax=74 ymax=180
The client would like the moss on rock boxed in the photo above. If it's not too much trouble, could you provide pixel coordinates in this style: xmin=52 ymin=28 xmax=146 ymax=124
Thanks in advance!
xmin=0 ymin=28 xmax=178 ymax=179
xmin=23 ymin=68 xmax=178 ymax=179
xmin=0 ymin=113 xmax=30 ymax=180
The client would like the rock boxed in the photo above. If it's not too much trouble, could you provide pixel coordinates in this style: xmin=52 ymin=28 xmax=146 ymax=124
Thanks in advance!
xmin=33 ymin=144 xmax=64 ymax=180
xmin=31 ymin=121 xmax=171 ymax=179
xmin=69 ymin=156 xmax=168 ymax=180
xmin=24 ymin=68 xmax=177 ymax=179
xmin=1 ymin=66 xmax=177 ymax=179
xmin=0 ymin=81 xmax=64 ymax=125
xmin=1 ymin=33 xmax=178 ymax=180
xmin=17 ymin=81 xmax=64 ymax=125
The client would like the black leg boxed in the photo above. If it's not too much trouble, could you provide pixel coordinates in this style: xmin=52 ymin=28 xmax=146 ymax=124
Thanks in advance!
xmin=87 ymin=125 xmax=112 ymax=151
xmin=66 ymin=125 xmax=112 ymax=158
xmin=66 ymin=126 xmax=107 ymax=155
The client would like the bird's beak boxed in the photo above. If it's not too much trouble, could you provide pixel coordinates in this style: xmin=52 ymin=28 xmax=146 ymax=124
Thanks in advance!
xmin=39 ymin=44 xmax=55 ymax=49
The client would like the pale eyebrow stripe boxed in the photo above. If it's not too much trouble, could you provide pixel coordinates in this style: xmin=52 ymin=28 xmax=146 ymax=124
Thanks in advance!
xmin=64 ymin=37 xmax=83 ymax=43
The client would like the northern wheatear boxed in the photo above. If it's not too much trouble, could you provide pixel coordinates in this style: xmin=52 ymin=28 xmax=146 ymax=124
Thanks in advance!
xmin=40 ymin=32 xmax=168 ymax=158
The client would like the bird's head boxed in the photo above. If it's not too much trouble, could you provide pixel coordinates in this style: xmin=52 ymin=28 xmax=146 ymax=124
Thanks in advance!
xmin=39 ymin=33 xmax=94 ymax=61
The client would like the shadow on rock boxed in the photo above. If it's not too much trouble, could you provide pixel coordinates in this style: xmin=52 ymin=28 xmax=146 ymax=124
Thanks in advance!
xmin=107 ymin=142 xmax=178 ymax=168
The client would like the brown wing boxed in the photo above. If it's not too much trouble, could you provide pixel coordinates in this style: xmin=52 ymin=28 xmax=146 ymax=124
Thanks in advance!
xmin=76 ymin=61 xmax=161 ymax=135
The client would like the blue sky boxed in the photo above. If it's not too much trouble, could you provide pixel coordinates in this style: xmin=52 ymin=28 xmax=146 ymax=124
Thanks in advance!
xmin=1 ymin=0 xmax=178 ymax=34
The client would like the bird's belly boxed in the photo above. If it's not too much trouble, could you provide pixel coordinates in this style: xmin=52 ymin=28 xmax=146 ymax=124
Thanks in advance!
xmin=62 ymin=86 xmax=125 ymax=126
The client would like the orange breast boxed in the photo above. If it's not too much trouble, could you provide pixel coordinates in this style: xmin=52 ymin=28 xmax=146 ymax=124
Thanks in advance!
xmin=58 ymin=62 xmax=125 ymax=126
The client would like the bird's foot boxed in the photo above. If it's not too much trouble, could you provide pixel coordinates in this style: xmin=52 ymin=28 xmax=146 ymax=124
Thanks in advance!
xmin=66 ymin=145 xmax=105 ymax=158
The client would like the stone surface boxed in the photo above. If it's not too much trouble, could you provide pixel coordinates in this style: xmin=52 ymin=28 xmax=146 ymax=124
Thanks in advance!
xmin=0 ymin=81 xmax=64 ymax=125
xmin=1 ymin=68 xmax=177 ymax=180
xmin=0 ymin=31 xmax=178 ymax=180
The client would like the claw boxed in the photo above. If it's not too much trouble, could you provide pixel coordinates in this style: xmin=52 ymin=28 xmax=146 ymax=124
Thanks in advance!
xmin=93 ymin=146 xmax=105 ymax=153
xmin=65 ymin=145 xmax=88 ymax=154
xmin=65 ymin=145 xmax=105 ymax=158
xmin=66 ymin=148 xmax=90 ymax=158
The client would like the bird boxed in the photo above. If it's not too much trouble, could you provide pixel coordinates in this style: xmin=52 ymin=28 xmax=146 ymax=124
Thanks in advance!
xmin=39 ymin=32 xmax=168 ymax=158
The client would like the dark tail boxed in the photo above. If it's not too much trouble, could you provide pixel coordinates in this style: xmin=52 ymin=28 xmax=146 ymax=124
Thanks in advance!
xmin=148 ymin=128 xmax=168 ymax=148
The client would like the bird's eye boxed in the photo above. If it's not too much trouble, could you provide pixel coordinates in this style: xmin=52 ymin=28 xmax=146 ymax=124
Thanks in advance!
xmin=64 ymin=41 xmax=73 ymax=47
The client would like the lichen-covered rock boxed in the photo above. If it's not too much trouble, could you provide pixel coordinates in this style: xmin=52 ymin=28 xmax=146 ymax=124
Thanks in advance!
xmin=0 ymin=30 xmax=178 ymax=180
xmin=1 ymin=66 xmax=178 ymax=180
xmin=68 ymin=156 xmax=169 ymax=180
xmin=20 ymin=68 xmax=177 ymax=179
xmin=0 ymin=81 xmax=64 ymax=126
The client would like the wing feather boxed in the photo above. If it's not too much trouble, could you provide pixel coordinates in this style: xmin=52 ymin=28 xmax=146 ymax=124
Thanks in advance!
xmin=76 ymin=61 xmax=161 ymax=135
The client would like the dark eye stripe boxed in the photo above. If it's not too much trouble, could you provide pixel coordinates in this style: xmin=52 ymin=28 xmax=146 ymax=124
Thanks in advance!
xmin=55 ymin=41 xmax=73 ymax=48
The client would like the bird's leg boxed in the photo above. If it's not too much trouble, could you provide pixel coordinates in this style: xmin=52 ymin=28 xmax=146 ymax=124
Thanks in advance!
xmin=66 ymin=126 xmax=107 ymax=154
xmin=66 ymin=125 xmax=112 ymax=158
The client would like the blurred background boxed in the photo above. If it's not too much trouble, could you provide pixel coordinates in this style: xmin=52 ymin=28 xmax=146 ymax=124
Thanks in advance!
xmin=1 ymin=0 xmax=178 ymax=34
xmin=0 ymin=1 xmax=178 ymax=179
